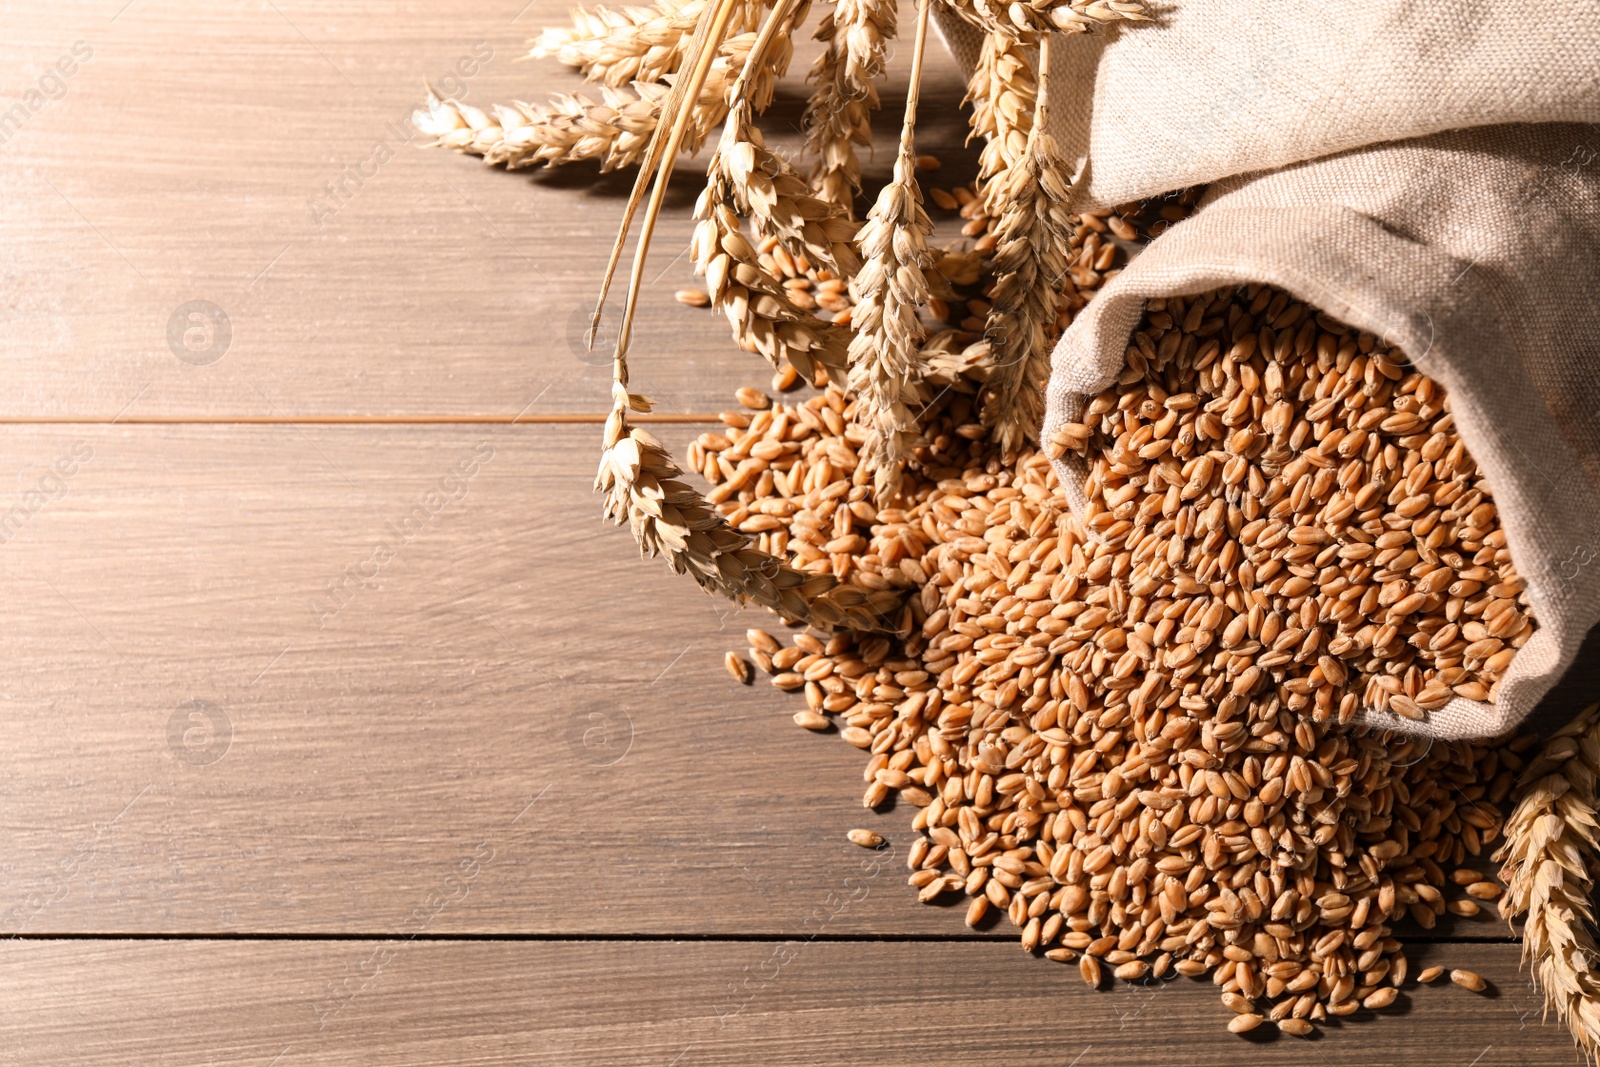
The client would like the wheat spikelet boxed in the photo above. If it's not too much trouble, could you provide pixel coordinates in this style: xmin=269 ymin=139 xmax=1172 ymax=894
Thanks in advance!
xmin=979 ymin=36 xmax=1073 ymax=454
xmin=801 ymin=0 xmax=897 ymax=215
xmin=944 ymin=0 xmax=1149 ymax=36
xmin=530 ymin=0 xmax=767 ymax=87
xmin=845 ymin=0 xmax=935 ymax=499
xmin=964 ymin=32 xmax=1036 ymax=215
xmin=1497 ymin=703 xmax=1600 ymax=1062
xmin=595 ymin=0 xmax=905 ymax=635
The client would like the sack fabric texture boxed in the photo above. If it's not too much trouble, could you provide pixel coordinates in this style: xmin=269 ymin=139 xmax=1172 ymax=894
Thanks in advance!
xmin=935 ymin=1 xmax=1600 ymax=739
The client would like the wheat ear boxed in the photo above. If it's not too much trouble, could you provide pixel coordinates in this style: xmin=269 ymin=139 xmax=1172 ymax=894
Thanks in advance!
xmin=1497 ymin=703 xmax=1600 ymax=1062
xmin=530 ymin=0 xmax=767 ymax=88
xmin=692 ymin=0 xmax=852 ymax=381
xmin=964 ymin=31 xmax=1036 ymax=215
xmin=801 ymin=0 xmax=897 ymax=215
xmin=694 ymin=97 xmax=858 ymax=382
xmin=845 ymin=0 xmax=935 ymax=500
xmin=944 ymin=0 xmax=1148 ymax=36
xmin=979 ymin=34 xmax=1074 ymax=455
xmin=415 ymin=84 xmax=665 ymax=172
xmin=414 ymin=29 xmax=787 ymax=173
xmin=596 ymin=0 xmax=905 ymax=634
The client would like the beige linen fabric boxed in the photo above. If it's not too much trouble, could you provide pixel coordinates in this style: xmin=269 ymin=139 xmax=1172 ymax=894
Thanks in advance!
xmin=934 ymin=0 xmax=1600 ymax=211
xmin=935 ymin=4 xmax=1600 ymax=737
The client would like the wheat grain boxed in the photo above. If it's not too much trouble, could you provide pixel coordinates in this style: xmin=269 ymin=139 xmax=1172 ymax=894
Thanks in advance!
xmin=702 ymin=283 xmax=1532 ymax=1036
xmin=1497 ymin=703 xmax=1600 ymax=1060
xmin=1054 ymin=284 xmax=1533 ymax=722
xmin=726 ymin=650 xmax=754 ymax=682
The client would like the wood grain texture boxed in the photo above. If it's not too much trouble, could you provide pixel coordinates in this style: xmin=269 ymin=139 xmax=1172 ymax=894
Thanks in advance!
xmin=0 ymin=940 xmax=1572 ymax=1065
xmin=0 ymin=0 xmax=975 ymax=420
xmin=0 ymin=422 xmax=1035 ymax=936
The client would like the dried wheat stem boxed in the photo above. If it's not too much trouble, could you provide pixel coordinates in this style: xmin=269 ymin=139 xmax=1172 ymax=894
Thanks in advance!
xmin=964 ymin=31 xmax=1036 ymax=215
xmin=979 ymin=34 xmax=1074 ymax=454
xmin=944 ymin=0 xmax=1149 ymax=37
xmin=845 ymin=0 xmax=934 ymax=499
xmin=801 ymin=0 xmax=897 ymax=215
xmin=531 ymin=0 xmax=769 ymax=87
xmin=1497 ymin=703 xmax=1600 ymax=1062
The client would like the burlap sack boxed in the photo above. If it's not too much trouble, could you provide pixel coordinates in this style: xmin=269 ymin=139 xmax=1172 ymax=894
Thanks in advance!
xmin=937 ymin=4 xmax=1600 ymax=739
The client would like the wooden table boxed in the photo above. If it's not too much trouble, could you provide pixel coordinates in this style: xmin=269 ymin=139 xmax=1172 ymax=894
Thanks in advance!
xmin=0 ymin=2 xmax=1586 ymax=1063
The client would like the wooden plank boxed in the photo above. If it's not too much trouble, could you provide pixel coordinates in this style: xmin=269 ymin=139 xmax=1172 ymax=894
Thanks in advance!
xmin=0 ymin=939 xmax=1571 ymax=1065
xmin=0 ymin=0 xmax=976 ymax=420
xmin=0 ymin=422 xmax=988 ymax=934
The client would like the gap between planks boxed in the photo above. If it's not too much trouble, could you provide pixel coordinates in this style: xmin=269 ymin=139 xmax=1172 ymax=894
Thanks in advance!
xmin=0 ymin=931 xmax=1523 ymax=944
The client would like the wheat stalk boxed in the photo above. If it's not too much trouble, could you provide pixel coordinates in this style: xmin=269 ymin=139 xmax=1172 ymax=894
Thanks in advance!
xmin=979 ymin=34 xmax=1073 ymax=454
xmin=964 ymin=31 xmax=1036 ymax=215
xmin=1497 ymin=703 xmax=1600 ymax=1062
xmin=844 ymin=0 xmax=935 ymax=499
xmin=801 ymin=0 xmax=897 ymax=215
xmin=595 ymin=0 xmax=905 ymax=635
xmin=530 ymin=0 xmax=769 ymax=87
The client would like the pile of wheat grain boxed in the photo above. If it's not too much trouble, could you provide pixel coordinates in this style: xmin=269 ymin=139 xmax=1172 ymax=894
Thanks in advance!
xmin=704 ymin=282 xmax=1534 ymax=1035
